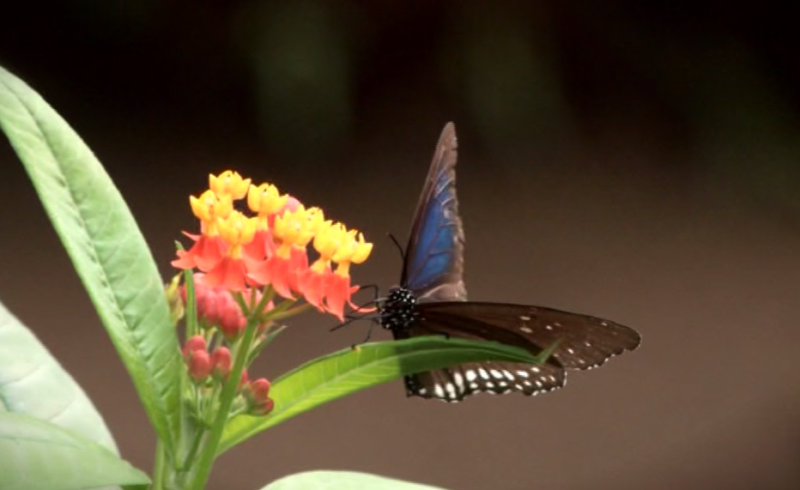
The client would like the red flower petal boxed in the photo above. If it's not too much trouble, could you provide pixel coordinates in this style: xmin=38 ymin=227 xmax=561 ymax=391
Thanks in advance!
xmin=201 ymin=256 xmax=249 ymax=292
xmin=288 ymin=247 xmax=309 ymax=294
xmin=324 ymin=274 xmax=353 ymax=321
xmin=248 ymin=255 xmax=294 ymax=299
xmin=297 ymin=268 xmax=330 ymax=311
xmin=243 ymin=229 xmax=276 ymax=264
xmin=172 ymin=235 xmax=227 ymax=272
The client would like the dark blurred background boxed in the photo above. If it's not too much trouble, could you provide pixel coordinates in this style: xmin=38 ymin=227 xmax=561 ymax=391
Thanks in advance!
xmin=2 ymin=1 xmax=800 ymax=489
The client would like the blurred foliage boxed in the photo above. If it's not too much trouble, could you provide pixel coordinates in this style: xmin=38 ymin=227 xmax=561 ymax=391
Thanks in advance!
xmin=234 ymin=0 xmax=354 ymax=158
xmin=1 ymin=1 xmax=799 ymax=209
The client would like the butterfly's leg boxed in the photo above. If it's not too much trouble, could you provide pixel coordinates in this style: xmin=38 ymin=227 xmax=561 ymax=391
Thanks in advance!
xmin=350 ymin=320 xmax=377 ymax=350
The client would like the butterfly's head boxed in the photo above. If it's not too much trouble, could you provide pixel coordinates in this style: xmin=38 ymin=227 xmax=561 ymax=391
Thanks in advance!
xmin=377 ymin=287 xmax=419 ymax=330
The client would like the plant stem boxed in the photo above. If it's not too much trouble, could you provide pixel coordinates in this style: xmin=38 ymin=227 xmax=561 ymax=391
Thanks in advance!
xmin=152 ymin=441 xmax=167 ymax=490
xmin=185 ymin=307 xmax=261 ymax=490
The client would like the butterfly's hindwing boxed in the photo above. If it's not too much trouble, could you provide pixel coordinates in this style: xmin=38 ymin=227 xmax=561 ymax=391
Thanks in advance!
xmin=404 ymin=361 xmax=566 ymax=403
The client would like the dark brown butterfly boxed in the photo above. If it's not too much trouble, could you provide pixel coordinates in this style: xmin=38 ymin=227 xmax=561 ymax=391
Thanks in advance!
xmin=378 ymin=122 xmax=641 ymax=402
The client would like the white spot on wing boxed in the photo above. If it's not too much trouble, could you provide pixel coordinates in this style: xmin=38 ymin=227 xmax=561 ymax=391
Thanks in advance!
xmin=453 ymin=372 xmax=465 ymax=392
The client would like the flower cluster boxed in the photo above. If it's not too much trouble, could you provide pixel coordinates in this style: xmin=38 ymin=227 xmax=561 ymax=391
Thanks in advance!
xmin=172 ymin=170 xmax=373 ymax=320
xmin=170 ymin=170 xmax=374 ymax=423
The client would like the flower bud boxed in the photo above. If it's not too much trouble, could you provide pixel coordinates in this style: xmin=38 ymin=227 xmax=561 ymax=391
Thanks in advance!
xmin=165 ymin=274 xmax=184 ymax=324
xmin=197 ymin=290 xmax=222 ymax=326
xmin=238 ymin=369 xmax=250 ymax=392
xmin=245 ymin=378 xmax=274 ymax=415
xmin=250 ymin=397 xmax=275 ymax=416
xmin=211 ymin=347 xmax=232 ymax=380
xmin=188 ymin=349 xmax=211 ymax=382
xmin=219 ymin=298 xmax=246 ymax=340
xmin=182 ymin=335 xmax=207 ymax=359
xmin=249 ymin=378 xmax=271 ymax=401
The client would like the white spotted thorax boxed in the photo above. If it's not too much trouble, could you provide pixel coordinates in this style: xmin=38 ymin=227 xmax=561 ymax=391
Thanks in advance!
xmin=378 ymin=287 xmax=420 ymax=330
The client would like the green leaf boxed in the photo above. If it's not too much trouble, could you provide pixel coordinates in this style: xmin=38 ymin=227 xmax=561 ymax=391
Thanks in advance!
xmin=0 ymin=412 xmax=150 ymax=490
xmin=0 ymin=301 xmax=118 ymax=453
xmin=0 ymin=66 xmax=181 ymax=452
xmin=219 ymin=337 xmax=549 ymax=453
xmin=261 ymin=471 xmax=447 ymax=490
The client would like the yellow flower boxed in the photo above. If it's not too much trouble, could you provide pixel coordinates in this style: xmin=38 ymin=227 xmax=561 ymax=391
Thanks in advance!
xmin=272 ymin=205 xmax=324 ymax=257
xmin=209 ymin=170 xmax=251 ymax=200
xmin=248 ymin=183 xmax=288 ymax=217
xmin=189 ymin=190 xmax=233 ymax=233
xmin=217 ymin=211 xmax=257 ymax=254
xmin=332 ymin=230 xmax=373 ymax=277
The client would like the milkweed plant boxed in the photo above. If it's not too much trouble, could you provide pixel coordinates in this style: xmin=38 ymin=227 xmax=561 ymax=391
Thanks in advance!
xmin=0 ymin=66 xmax=548 ymax=490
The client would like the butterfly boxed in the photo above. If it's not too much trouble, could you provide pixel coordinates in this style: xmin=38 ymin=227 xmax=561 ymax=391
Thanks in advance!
xmin=377 ymin=122 xmax=641 ymax=403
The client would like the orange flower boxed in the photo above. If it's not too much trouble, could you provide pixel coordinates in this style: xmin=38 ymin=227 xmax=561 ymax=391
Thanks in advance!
xmin=200 ymin=211 xmax=258 ymax=291
xmin=299 ymin=222 xmax=373 ymax=320
xmin=172 ymin=188 xmax=233 ymax=271
xmin=248 ymin=205 xmax=323 ymax=297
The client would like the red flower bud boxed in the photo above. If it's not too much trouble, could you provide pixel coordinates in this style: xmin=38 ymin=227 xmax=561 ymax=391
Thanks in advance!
xmin=238 ymin=369 xmax=250 ymax=391
xmin=211 ymin=347 xmax=232 ymax=380
xmin=188 ymin=349 xmax=211 ymax=382
xmin=250 ymin=397 xmax=274 ymax=416
xmin=219 ymin=304 xmax=246 ymax=340
xmin=248 ymin=378 xmax=271 ymax=403
xmin=246 ymin=378 xmax=274 ymax=415
xmin=182 ymin=335 xmax=207 ymax=359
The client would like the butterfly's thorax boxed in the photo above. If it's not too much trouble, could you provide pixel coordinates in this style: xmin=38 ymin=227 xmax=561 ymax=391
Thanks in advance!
xmin=378 ymin=287 xmax=420 ymax=330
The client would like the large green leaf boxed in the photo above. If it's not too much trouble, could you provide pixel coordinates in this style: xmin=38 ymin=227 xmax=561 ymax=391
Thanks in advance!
xmin=0 ymin=301 xmax=117 ymax=453
xmin=262 ymin=471 xmax=446 ymax=490
xmin=0 ymin=66 xmax=181 ymax=452
xmin=0 ymin=412 xmax=149 ymax=490
xmin=219 ymin=337 xmax=550 ymax=453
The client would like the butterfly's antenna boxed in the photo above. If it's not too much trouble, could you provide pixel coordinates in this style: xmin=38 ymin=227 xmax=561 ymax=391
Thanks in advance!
xmin=387 ymin=232 xmax=406 ymax=264
xmin=356 ymin=283 xmax=380 ymax=303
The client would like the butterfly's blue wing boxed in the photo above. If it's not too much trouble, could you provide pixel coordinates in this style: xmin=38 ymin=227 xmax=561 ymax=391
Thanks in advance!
xmin=402 ymin=122 xmax=467 ymax=303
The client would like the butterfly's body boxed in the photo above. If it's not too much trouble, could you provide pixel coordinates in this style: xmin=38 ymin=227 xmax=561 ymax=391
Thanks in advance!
xmin=377 ymin=122 xmax=641 ymax=403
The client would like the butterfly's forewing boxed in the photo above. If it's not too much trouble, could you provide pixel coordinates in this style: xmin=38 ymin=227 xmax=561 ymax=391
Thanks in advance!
xmin=401 ymin=122 xmax=466 ymax=302
xmin=417 ymin=302 xmax=641 ymax=370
